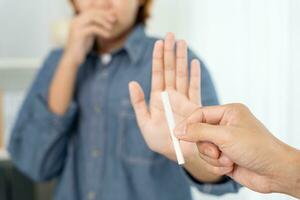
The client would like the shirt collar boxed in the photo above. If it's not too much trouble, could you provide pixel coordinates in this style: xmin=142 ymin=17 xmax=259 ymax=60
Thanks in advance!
xmin=123 ymin=24 xmax=147 ymax=64
xmin=87 ymin=24 xmax=147 ymax=64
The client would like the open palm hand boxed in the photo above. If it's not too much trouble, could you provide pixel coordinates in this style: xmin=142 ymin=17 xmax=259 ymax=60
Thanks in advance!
xmin=129 ymin=33 xmax=203 ymax=162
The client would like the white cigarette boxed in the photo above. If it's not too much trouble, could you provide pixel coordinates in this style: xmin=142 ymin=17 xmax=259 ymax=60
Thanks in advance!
xmin=161 ymin=91 xmax=185 ymax=165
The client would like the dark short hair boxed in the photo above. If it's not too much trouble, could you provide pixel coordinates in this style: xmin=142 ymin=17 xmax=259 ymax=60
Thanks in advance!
xmin=69 ymin=0 xmax=153 ymax=25
xmin=136 ymin=0 xmax=153 ymax=25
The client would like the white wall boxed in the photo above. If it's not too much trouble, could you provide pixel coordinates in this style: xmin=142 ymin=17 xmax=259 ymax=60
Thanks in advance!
xmin=148 ymin=0 xmax=300 ymax=199
xmin=0 ymin=0 xmax=71 ymax=57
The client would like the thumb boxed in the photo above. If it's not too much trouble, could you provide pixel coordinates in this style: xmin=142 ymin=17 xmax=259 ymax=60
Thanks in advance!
xmin=175 ymin=122 xmax=230 ymax=147
xmin=128 ymin=81 xmax=150 ymax=128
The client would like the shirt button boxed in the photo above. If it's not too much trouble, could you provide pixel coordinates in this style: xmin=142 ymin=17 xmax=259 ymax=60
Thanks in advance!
xmin=101 ymin=54 xmax=112 ymax=65
xmin=91 ymin=149 xmax=101 ymax=157
xmin=88 ymin=191 xmax=96 ymax=200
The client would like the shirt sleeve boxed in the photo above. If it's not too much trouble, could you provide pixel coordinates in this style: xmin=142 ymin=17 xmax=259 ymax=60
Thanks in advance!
xmin=8 ymin=49 xmax=78 ymax=182
xmin=183 ymin=49 xmax=242 ymax=195
xmin=180 ymin=167 xmax=242 ymax=195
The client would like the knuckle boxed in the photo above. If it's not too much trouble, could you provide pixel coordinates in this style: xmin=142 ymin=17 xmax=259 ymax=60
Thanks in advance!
xmin=176 ymin=69 xmax=186 ymax=77
xmin=177 ymin=39 xmax=187 ymax=47
xmin=152 ymin=68 xmax=163 ymax=75
xmin=234 ymin=103 xmax=248 ymax=111
xmin=232 ymin=103 xmax=249 ymax=113
xmin=227 ymin=103 xmax=249 ymax=119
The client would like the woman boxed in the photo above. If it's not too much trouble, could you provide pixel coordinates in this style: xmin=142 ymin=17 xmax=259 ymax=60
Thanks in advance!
xmin=9 ymin=0 xmax=239 ymax=199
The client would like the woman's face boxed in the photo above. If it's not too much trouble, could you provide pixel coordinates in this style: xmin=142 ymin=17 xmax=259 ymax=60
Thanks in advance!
xmin=73 ymin=0 xmax=143 ymax=39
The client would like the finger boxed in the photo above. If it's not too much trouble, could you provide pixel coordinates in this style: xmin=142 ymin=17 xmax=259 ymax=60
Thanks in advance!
xmin=80 ymin=11 xmax=116 ymax=30
xmin=199 ymin=153 xmax=232 ymax=168
xmin=164 ymin=32 xmax=176 ymax=89
xmin=175 ymin=105 xmax=229 ymax=135
xmin=218 ymin=153 xmax=234 ymax=167
xmin=176 ymin=40 xmax=188 ymax=95
xmin=200 ymin=158 xmax=233 ymax=176
xmin=197 ymin=142 xmax=220 ymax=159
xmin=84 ymin=9 xmax=116 ymax=19
xmin=189 ymin=59 xmax=201 ymax=105
xmin=95 ymin=11 xmax=116 ymax=23
xmin=197 ymin=145 xmax=234 ymax=167
xmin=90 ymin=17 xmax=114 ymax=31
xmin=209 ymin=166 xmax=233 ymax=175
xmin=81 ymin=25 xmax=111 ymax=39
xmin=151 ymin=40 xmax=164 ymax=93
xmin=175 ymin=122 xmax=232 ymax=147
xmin=129 ymin=81 xmax=150 ymax=128
xmin=86 ymin=9 xmax=116 ymax=22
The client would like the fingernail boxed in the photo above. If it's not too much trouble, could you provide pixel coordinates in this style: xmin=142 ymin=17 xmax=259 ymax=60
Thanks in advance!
xmin=204 ymin=148 xmax=213 ymax=157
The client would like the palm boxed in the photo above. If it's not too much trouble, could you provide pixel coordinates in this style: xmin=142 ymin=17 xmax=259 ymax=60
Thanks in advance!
xmin=145 ymin=90 xmax=199 ymax=161
xmin=129 ymin=33 xmax=202 ymax=163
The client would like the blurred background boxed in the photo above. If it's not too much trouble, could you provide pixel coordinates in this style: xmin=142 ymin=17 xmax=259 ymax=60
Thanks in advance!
xmin=0 ymin=0 xmax=299 ymax=199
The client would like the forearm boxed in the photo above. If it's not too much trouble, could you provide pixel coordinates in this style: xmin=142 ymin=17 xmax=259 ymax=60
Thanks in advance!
xmin=272 ymin=146 xmax=300 ymax=198
xmin=184 ymin=155 xmax=224 ymax=183
xmin=48 ymin=52 xmax=79 ymax=115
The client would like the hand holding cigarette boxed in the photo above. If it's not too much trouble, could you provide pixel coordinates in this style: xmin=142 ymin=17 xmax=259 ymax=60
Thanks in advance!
xmin=175 ymin=104 xmax=300 ymax=198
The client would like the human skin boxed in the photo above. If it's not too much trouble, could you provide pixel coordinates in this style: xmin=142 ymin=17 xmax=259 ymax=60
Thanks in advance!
xmin=175 ymin=103 xmax=300 ymax=198
xmin=49 ymin=0 xmax=144 ymax=115
xmin=129 ymin=33 xmax=233 ymax=183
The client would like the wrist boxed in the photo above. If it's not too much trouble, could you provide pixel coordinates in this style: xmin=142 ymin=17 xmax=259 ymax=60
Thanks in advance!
xmin=62 ymin=49 xmax=83 ymax=68
xmin=271 ymin=145 xmax=300 ymax=198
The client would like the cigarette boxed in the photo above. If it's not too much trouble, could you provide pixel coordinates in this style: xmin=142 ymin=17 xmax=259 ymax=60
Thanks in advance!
xmin=161 ymin=91 xmax=185 ymax=165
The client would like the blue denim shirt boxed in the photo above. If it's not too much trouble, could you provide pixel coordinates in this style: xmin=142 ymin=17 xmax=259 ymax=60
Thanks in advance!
xmin=9 ymin=25 xmax=241 ymax=200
